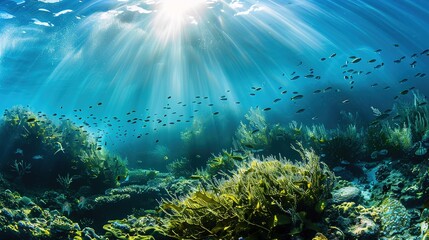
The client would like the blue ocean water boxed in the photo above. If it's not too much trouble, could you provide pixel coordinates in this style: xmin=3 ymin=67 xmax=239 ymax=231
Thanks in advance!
xmin=0 ymin=0 xmax=429 ymax=239
xmin=2 ymin=0 xmax=428 ymax=169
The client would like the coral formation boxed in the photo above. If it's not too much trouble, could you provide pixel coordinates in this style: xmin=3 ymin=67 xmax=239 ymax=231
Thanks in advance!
xmin=0 ymin=189 xmax=99 ymax=240
xmin=324 ymin=201 xmax=380 ymax=239
xmin=103 ymin=215 xmax=162 ymax=240
xmin=379 ymin=198 xmax=411 ymax=238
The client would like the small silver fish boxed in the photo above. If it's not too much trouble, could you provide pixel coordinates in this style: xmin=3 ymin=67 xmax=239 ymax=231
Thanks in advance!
xmin=351 ymin=58 xmax=362 ymax=63
xmin=15 ymin=148 xmax=24 ymax=155
xmin=32 ymin=155 xmax=44 ymax=160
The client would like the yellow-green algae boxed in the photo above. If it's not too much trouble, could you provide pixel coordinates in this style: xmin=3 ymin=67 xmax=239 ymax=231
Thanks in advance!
xmin=160 ymin=143 xmax=335 ymax=239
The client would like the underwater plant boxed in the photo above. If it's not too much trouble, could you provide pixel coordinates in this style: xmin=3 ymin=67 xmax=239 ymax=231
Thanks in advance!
xmin=0 ymin=106 xmax=128 ymax=192
xmin=269 ymin=123 xmax=289 ymax=141
xmin=304 ymin=124 xmax=329 ymax=144
xmin=149 ymin=145 xmax=170 ymax=161
xmin=57 ymin=173 xmax=73 ymax=190
xmin=234 ymin=107 xmax=270 ymax=150
xmin=365 ymin=92 xmax=429 ymax=158
xmin=325 ymin=124 xmax=365 ymax=162
xmin=10 ymin=159 xmax=32 ymax=179
xmin=166 ymin=157 xmax=194 ymax=178
xmin=394 ymin=91 xmax=429 ymax=141
xmin=381 ymin=122 xmax=413 ymax=155
xmin=159 ymin=143 xmax=335 ymax=239
xmin=205 ymin=149 xmax=248 ymax=178
xmin=302 ymin=122 xmax=365 ymax=164
xmin=180 ymin=118 xmax=204 ymax=143
xmin=288 ymin=120 xmax=303 ymax=137
xmin=99 ymin=154 xmax=128 ymax=188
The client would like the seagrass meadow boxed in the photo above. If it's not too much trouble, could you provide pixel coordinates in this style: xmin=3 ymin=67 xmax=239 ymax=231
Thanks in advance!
xmin=1 ymin=0 xmax=429 ymax=239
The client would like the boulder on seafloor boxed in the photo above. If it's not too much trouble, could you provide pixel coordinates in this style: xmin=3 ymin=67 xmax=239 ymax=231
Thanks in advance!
xmin=324 ymin=201 xmax=380 ymax=239
xmin=349 ymin=215 xmax=379 ymax=239
xmin=0 ymin=189 xmax=102 ymax=240
xmin=332 ymin=186 xmax=362 ymax=204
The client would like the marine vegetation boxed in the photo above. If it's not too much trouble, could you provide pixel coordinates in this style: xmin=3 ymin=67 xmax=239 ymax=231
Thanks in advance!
xmin=149 ymin=145 xmax=170 ymax=161
xmin=394 ymin=91 xmax=429 ymax=141
xmin=180 ymin=118 xmax=204 ymax=144
xmin=302 ymin=122 xmax=365 ymax=165
xmin=166 ymin=157 xmax=194 ymax=178
xmin=205 ymin=149 xmax=249 ymax=178
xmin=103 ymin=214 xmax=163 ymax=240
xmin=234 ymin=107 xmax=270 ymax=151
xmin=166 ymin=149 xmax=249 ymax=180
xmin=234 ymin=108 xmax=299 ymax=158
xmin=365 ymin=92 xmax=429 ymax=157
xmin=381 ymin=122 xmax=413 ymax=155
xmin=0 ymin=106 xmax=128 ymax=192
xmin=304 ymin=124 xmax=329 ymax=144
xmin=159 ymin=143 xmax=335 ymax=239
xmin=0 ymin=189 xmax=100 ymax=240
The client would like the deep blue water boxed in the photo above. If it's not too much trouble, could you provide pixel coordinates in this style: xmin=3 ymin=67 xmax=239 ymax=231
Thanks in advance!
xmin=1 ymin=0 xmax=428 ymax=169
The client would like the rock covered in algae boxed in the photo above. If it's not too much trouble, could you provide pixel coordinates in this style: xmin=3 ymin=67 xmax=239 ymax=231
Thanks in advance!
xmin=332 ymin=186 xmax=362 ymax=204
xmin=349 ymin=215 xmax=379 ymax=239
xmin=103 ymin=215 xmax=161 ymax=240
xmin=0 ymin=189 xmax=101 ymax=240
xmin=94 ymin=193 xmax=131 ymax=205
xmin=324 ymin=201 xmax=380 ymax=239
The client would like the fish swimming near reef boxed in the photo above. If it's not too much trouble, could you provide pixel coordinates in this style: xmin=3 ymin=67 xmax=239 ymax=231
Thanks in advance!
xmin=378 ymin=149 xmax=389 ymax=156
xmin=118 ymin=175 xmax=130 ymax=185
xmin=26 ymin=117 xmax=37 ymax=122
xmin=32 ymin=155 xmax=43 ymax=160
xmin=15 ymin=148 xmax=24 ymax=155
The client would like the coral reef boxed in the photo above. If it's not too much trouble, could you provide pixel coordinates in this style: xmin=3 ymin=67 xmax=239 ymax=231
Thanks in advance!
xmin=103 ymin=214 xmax=163 ymax=240
xmin=0 ymin=189 xmax=100 ymax=240
xmin=1 ymin=92 xmax=429 ymax=239
xmin=325 ymin=201 xmax=380 ymax=239
xmin=379 ymin=198 xmax=411 ymax=238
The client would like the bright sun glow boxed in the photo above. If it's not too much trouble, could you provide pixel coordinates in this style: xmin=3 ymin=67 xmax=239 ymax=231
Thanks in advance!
xmin=154 ymin=0 xmax=205 ymax=40
xmin=158 ymin=0 xmax=204 ymax=23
